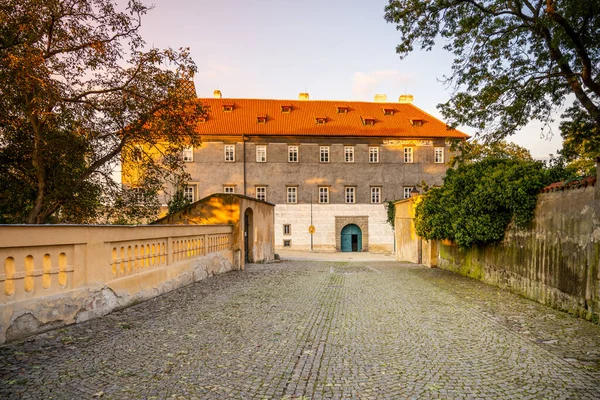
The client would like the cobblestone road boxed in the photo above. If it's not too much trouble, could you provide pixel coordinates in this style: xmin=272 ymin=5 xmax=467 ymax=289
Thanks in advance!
xmin=2 ymin=260 xmax=600 ymax=399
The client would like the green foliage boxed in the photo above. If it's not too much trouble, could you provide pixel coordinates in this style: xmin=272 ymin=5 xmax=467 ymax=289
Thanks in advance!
xmin=167 ymin=188 xmax=191 ymax=215
xmin=384 ymin=1 xmax=600 ymax=141
xmin=559 ymin=101 xmax=599 ymax=176
xmin=0 ymin=0 xmax=203 ymax=224
xmin=384 ymin=200 xmax=396 ymax=229
xmin=414 ymin=141 xmax=571 ymax=249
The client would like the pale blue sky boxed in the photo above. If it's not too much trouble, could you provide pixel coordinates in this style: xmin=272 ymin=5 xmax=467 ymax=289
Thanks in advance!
xmin=132 ymin=0 xmax=563 ymax=158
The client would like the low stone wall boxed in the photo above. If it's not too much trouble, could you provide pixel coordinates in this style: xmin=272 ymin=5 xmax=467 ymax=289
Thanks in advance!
xmin=0 ymin=225 xmax=234 ymax=344
xmin=437 ymin=184 xmax=600 ymax=323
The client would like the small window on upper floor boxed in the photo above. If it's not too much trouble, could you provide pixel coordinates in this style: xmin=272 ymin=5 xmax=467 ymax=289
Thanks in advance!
xmin=362 ymin=116 xmax=375 ymax=126
xmin=281 ymin=105 xmax=292 ymax=113
xmin=256 ymin=115 xmax=267 ymax=124
xmin=184 ymin=185 xmax=195 ymax=203
xmin=344 ymin=146 xmax=355 ymax=163
xmin=198 ymin=116 xmax=207 ymax=123
xmin=404 ymin=147 xmax=413 ymax=163
xmin=288 ymin=146 xmax=299 ymax=162
xmin=315 ymin=116 xmax=327 ymax=125
xmin=336 ymin=106 xmax=349 ymax=114
xmin=224 ymin=144 xmax=235 ymax=162
xmin=382 ymin=108 xmax=394 ymax=116
xmin=256 ymin=145 xmax=267 ymax=162
xmin=182 ymin=146 xmax=193 ymax=162
xmin=224 ymin=186 xmax=235 ymax=194
xmin=222 ymin=103 xmax=234 ymax=112
xmin=435 ymin=147 xmax=444 ymax=164
xmin=410 ymin=119 xmax=424 ymax=126
xmin=369 ymin=147 xmax=379 ymax=163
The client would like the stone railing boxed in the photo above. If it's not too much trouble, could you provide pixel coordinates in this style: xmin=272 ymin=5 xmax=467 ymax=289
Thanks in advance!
xmin=0 ymin=225 xmax=233 ymax=344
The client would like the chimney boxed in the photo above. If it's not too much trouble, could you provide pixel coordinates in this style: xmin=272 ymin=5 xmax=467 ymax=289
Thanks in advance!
xmin=298 ymin=92 xmax=310 ymax=101
xmin=214 ymin=90 xmax=222 ymax=99
xmin=374 ymin=94 xmax=387 ymax=102
xmin=398 ymin=94 xmax=414 ymax=103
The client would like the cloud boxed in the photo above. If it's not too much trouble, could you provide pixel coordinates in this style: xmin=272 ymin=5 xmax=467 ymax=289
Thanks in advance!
xmin=352 ymin=70 xmax=414 ymax=99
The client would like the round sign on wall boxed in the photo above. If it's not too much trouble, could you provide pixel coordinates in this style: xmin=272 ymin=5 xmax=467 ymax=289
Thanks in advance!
xmin=308 ymin=225 xmax=315 ymax=234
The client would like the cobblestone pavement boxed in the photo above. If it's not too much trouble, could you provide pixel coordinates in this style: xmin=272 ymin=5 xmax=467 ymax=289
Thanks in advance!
xmin=2 ymin=260 xmax=600 ymax=399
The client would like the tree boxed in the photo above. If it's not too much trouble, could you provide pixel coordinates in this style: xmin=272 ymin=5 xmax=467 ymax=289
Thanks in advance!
xmin=414 ymin=141 xmax=568 ymax=249
xmin=559 ymin=101 xmax=599 ymax=176
xmin=384 ymin=1 xmax=600 ymax=144
xmin=0 ymin=0 xmax=203 ymax=224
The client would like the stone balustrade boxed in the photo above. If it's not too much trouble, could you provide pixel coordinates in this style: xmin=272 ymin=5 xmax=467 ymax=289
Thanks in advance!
xmin=0 ymin=224 xmax=234 ymax=344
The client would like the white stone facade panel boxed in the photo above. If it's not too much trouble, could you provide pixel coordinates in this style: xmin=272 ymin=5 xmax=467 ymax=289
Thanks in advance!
xmin=274 ymin=204 xmax=394 ymax=252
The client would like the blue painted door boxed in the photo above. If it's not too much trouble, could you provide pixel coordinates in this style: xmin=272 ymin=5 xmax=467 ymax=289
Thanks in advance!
xmin=341 ymin=224 xmax=362 ymax=252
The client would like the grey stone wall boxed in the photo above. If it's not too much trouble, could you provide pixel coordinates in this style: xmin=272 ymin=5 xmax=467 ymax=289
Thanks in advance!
xmin=437 ymin=183 xmax=600 ymax=323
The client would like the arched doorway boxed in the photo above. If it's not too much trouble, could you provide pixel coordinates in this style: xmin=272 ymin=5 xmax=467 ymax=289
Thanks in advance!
xmin=341 ymin=224 xmax=362 ymax=252
xmin=244 ymin=208 xmax=254 ymax=263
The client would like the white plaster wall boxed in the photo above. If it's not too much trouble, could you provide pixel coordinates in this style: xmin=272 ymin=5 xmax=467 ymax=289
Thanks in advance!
xmin=274 ymin=204 xmax=394 ymax=252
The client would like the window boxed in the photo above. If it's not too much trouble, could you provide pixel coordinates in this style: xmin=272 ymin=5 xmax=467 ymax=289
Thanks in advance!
xmin=224 ymin=186 xmax=235 ymax=194
xmin=320 ymin=146 xmax=330 ymax=163
xmin=369 ymin=147 xmax=379 ymax=163
xmin=288 ymin=146 xmax=298 ymax=162
xmin=371 ymin=187 xmax=381 ymax=204
xmin=224 ymin=144 xmax=235 ymax=162
xmin=344 ymin=146 xmax=354 ymax=163
xmin=410 ymin=119 xmax=424 ymax=126
xmin=281 ymin=105 xmax=292 ymax=113
xmin=256 ymin=145 xmax=267 ymax=162
xmin=184 ymin=186 xmax=195 ymax=203
xmin=345 ymin=187 xmax=355 ymax=204
xmin=132 ymin=145 xmax=143 ymax=162
xmin=319 ymin=187 xmax=329 ymax=204
xmin=287 ymin=186 xmax=297 ymax=203
xmin=404 ymin=147 xmax=413 ymax=163
xmin=336 ymin=106 xmax=348 ymax=114
xmin=256 ymin=186 xmax=267 ymax=201
xmin=283 ymin=240 xmax=291 ymax=247
xmin=182 ymin=146 xmax=193 ymax=162
xmin=403 ymin=186 xmax=413 ymax=199
xmin=222 ymin=104 xmax=234 ymax=112
xmin=435 ymin=147 xmax=444 ymax=164
xmin=283 ymin=224 xmax=291 ymax=235
xmin=362 ymin=117 xmax=375 ymax=126
xmin=256 ymin=115 xmax=267 ymax=124
xmin=315 ymin=117 xmax=326 ymax=125
xmin=382 ymin=108 xmax=394 ymax=116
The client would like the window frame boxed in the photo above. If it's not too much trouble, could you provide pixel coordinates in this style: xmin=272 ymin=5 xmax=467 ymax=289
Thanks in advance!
xmin=345 ymin=186 xmax=356 ymax=204
xmin=344 ymin=146 xmax=355 ymax=163
xmin=283 ymin=224 xmax=291 ymax=235
xmin=255 ymin=186 xmax=267 ymax=201
xmin=369 ymin=146 xmax=379 ymax=163
xmin=256 ymin=145 xmax=267 ymax=163
xmin=182 ymin=146 xmax=194 ymax=162
xmin=283 ymin=239 xmax=291 ymax=247
xmin=288 ymin=145 xmax=299 ymax=163
xmin=184 ymin=185 xmax=195 ymax=203
xmin=224 ymin=144 xmax=235 ymax=162
xmin=318 ymin=186 xmax=329 ymax=204
xmin=403 ymin=186 xmax=413 ymax=199
xmin=223 ymin=186 xmax=235 ymax=194
xmin=371 ymin=187 xmax=381 ymax=204
xmin=286 ymin=186 xmax=298 ymax=204
xmin=434 ymin=147 xmax=444 ymax=164
xmin=320 ymin=146 xmax=330 ymax=163
xmin=404 ymin=147 xmax=413 ymax=163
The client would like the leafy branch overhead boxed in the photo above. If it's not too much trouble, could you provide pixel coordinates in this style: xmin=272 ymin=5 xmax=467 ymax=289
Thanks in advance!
xmin=385 ymin=1 xmax=600 ymax=142
xmin=0 ymin=0 xmax=204 ymax=224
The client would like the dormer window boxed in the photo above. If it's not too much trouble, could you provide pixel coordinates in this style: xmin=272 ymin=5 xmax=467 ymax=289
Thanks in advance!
xmin=382 ymin=108 xmax=394 ymax=116
xmin=411 ymin=119 xmax=424 ymax=126
xmin=256 ymin=115 xmax=267 ymax=124
xmin=281 ymin=105 xmax=292 ymax=113
xmin=222 ymin=103 xmax=234 ymax=112
xmin=361 ymin=116 xmax=375 ymax=126
xmin=198 ymin=115 xmax=207 ymax=123
xmin=315 ymin=116 xmax=327 ymax=125
xmin=336 ymin=106 xmax=349 ymax=114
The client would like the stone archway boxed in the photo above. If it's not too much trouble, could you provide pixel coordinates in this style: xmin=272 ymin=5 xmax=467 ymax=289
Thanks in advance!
xmin=335 ymin=216 xmax=368 ymax=252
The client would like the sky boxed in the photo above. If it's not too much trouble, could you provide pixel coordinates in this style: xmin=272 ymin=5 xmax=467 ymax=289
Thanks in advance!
xmin=127 ymin=0 xmax=563 ymax=159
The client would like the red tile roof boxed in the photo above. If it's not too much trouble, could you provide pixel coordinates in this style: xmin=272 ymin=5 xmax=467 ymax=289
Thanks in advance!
xmin=194 ymin=98 xmax=469 ymax=138
xmin=541 ymin=176 xmax=596 ymax=193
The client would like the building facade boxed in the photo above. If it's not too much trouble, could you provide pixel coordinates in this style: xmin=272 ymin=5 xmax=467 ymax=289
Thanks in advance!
xmin=135 ymin=92 xmax=468 ymax=253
